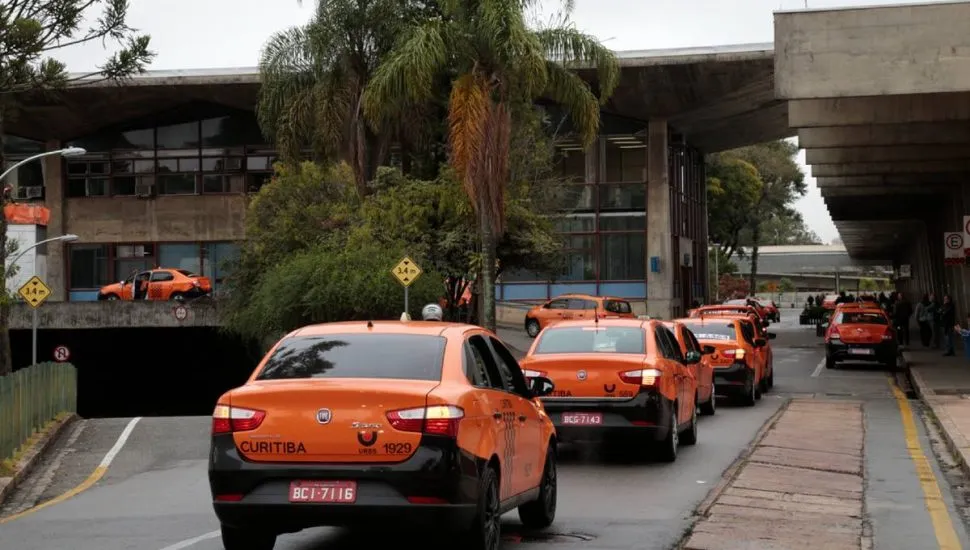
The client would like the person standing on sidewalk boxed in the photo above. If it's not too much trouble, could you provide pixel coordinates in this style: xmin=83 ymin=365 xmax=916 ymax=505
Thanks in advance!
xmin=892 ymin=292 xmax=913 ymax=348
xmin=941 ymin=294 xmax=957 ymax=356
xmin=916 ymin=294 xmax=934 ymax=347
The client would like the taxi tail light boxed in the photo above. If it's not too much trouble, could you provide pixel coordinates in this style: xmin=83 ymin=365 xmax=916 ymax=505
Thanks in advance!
xmin=212 ymin=404 xmax=266 ymax=434
xmin=829 ymin=325 xmax=841 ymax=339
xmin=883 ymin=329 xmax=895 ymax=341
xmin=619 ymin=368 xmax=662 ymax=386
xmin=722 ymin=349 xmax=746 ymax=361
xmin=214 ymin=493 xmax=244 ymax=502
xmin=387 ymin=405 xmax=464 ymax=438
xmin=407 ymin=496 xmax=449 ymax=504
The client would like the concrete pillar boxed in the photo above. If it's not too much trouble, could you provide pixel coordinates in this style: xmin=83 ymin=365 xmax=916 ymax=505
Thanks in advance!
xmin=646 ymin=119 xmax=674 ymax=318
xmin=43 ymin=140 xmax=66 ymax=301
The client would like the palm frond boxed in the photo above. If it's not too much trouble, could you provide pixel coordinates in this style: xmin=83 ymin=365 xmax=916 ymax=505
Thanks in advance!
xmin=478 ymin=0 xmax=547 ymax=97
xmin=363 ymin=20 xmax=449 ymax=128
xmin=535 ymin=26 xmax=620 ymax=104
xmin=541 ymin=61 xmax=600 ymax=148
xmin=483 ymin=101 xmax=511 ymax=235
xmin=256 ymin=25 xmax=318 ymax=144
xmin=448 ymin=72 xmax=490 ymax=193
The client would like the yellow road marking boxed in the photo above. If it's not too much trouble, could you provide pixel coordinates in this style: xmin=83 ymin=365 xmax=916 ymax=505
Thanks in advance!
xmin=890 ymin=378 xmax=963 ymax=549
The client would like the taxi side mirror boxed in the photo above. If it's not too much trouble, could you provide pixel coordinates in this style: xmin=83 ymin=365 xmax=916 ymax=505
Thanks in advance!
xmin=754 ymin=338 xmax=767 ymax=347
xmin=702 ymin=345 xmax=716 ymax=355
xmin=685 ymin=350 xmax=702 ymax=364
xmin=768 ymin=332 xmax=777 ymax=340
xmin=528 ymin=376 xmax=555 ymax=397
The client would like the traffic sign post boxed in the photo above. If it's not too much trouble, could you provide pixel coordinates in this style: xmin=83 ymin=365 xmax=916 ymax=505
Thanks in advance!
xmin=391 ymin=256 xmax=423 ymax=316
xmin=18 ymin=276 xmax=52 ymax=366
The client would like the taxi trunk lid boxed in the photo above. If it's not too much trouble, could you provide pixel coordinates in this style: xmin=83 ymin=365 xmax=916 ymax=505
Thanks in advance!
xmin=522 ymin=354 xmax=646 ymax=399
xmin=229 ymin=379 xmax=436 ymax=463
xmin=836 ymin=323 xmax=889 ymax=345
xmin=698 ymin=340 xmax=746 ymax=367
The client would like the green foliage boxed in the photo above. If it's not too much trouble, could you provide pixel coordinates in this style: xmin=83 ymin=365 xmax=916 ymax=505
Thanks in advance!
xmin=779 ymin=277 xmax=796 ymax=293
xmin=706 ymin=155 xmax=761 ymax=258
xmin=739 ymin=207 xmax=821 ymax=246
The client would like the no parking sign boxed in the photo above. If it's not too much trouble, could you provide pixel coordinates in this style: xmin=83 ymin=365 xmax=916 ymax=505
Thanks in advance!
xmin=53 ymin=345 xmax=70 ymax=362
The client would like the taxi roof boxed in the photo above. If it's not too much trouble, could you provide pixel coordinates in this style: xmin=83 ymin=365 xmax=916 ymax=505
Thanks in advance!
xmin=292 ymin=320 xmax=477 ymax=338
xmin=555 ymin=293 xmax=629 ymax=301
xmin=678 ymin=316 xmax=744 ymax=325
xmin=540 ymin=318 xmax=649 ymax=330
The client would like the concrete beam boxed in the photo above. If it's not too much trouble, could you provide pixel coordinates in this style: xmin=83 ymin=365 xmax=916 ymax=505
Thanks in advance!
xmin=818 ymin=185 xmax=949 ymax=197
xmin=798 ymin=122 xmax=970 ymax=148
xmin=811 ymin=160 xmax=970 ymax=178
xmin=815 ymin=174 xmax=966 ymax=187
xmin=789 ymin=93 xmax=970 ymax=128
xmin=775 ymin=2 xmax=970 ymax=99
xmin=806 ymin=145 xmax=970 ymax=165
xmin=687 ymin=102 xmax=795 ymax=153
xmin=9 ymin=301 xmax=222 ymax=330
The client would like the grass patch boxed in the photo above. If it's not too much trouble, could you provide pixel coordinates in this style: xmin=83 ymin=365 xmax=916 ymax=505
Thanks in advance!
xmin=0 ymin=412 xmax=71 ymax=477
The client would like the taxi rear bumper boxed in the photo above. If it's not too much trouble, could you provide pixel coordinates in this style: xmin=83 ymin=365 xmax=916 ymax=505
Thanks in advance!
xmin=827 ymin=340 xmax=897 ymax=364
xmin=713 ymin=363 xmax=755 ymax=394
xmin=541 ymin=390 xmax=674 ymax=442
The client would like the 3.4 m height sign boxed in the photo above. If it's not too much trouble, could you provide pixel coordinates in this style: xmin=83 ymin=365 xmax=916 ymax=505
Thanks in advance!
xmin=945 ymin=232 xmax=964 ymax=265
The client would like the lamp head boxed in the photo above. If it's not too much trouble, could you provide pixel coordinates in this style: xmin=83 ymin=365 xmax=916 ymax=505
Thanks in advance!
xmin=59 ymin=147 xmax=87 ymax=157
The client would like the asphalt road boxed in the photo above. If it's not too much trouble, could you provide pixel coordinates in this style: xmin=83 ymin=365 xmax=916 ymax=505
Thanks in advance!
xmin=2 ymin=311 xmax=968 ymax=550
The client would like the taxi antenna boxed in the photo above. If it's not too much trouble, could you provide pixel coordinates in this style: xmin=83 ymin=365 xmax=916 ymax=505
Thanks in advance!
xmin=367 ymin=320 xmax=374 ymax=328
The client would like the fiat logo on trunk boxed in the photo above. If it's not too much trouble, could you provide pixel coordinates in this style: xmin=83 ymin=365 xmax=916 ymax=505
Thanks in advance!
xmin=316 ymin=408 xmax=332 ymax=424
xmin=577 ymin=370 xmax=588 ymax=381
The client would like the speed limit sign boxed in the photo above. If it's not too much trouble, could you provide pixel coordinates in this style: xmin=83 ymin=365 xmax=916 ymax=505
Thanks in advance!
xmin=53 ymin=345 xmax=70 ymax=362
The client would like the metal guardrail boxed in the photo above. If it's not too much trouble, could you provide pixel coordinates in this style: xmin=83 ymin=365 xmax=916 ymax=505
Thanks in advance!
xmin=0 ymin=362 xmax=77 ymax=463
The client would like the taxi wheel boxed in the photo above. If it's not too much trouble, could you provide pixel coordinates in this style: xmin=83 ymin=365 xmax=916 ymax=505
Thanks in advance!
xmin=681 ymin=397 xmax=698 ymax=446
xmin=767 ymin=369 xmax=775 ymax=389
xmin=170 ymin=292 xmax=186 ymax=302
xmin=106 ymin=294 xmax=119 ymax=301
xmin=525 ymin=319 xmax=541 ymax=338
xmin=699 ymin=383 xmax=716 ymax=416
xmin=826 ymin=356 xmax=836 ymax=369
xmin=741 ymin=376 xmax=757 ymax=407
xmin=758 ymin=375 xmax=769 ymax=395
xmin=220 ymin=525 xmax=276 ymax=550
xmin=462 ymin=465 xmax=502 ymax=550
xmin=655 ymin=405 xmax=678 ymax=463
xmin=518 ymin=443 xmax=557 ymax=529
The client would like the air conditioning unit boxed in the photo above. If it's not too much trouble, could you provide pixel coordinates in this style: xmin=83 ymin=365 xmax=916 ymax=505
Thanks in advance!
xmin=682 ymin=253 xmax=693 ymax=267
xmin=135 ymin=182 xmax=155 ymax=198
xmin=13 ymin=186 xmax=42 ymax=200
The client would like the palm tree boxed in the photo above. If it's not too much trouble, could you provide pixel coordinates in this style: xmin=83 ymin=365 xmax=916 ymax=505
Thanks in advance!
xmin=257 ymin=0 xmax=433 ymax=196
xmin=363 ymin=0 xmax=619 ymax=331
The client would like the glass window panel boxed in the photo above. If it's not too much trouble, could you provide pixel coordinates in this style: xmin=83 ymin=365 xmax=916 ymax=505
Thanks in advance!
xmin=69 ymin=244 xmax=109 ymax=289
xmin=599 ymin=213 xmax=646 ymax=231
xmin=111 ymin=160 xmax=133 ymax=174
xmin=203 ymin=114 xmax=264 ymax=147
xmin=157 ymin=159 xmax=178 ymax=172
xmin=86 ymin=178 xmax=108 ymax=197
xmin=115 ymin=258 xmax=152 ymax=281
xmin=156 ymin=148 xmax=199 ymax=158
xmin=159 ymin=243 xmax=201 ymax=274
xmin=134 ymin=160 xmax=154 ymax=173
xmin=67 ymin=179 xmax=87 ymax=198
xmin=10 ymin=162 xmax=44 ymax=188
xmin=500 ymin=269 xmax=543 ymax=282
xmin=247 ymin=156 xmax=269 ymax=171
xmin=604 ymin=137 xmax=646 ymax=182
xmin=159 ymin=174 xmax=197 ymax=195
xmin=600 ymin=183 xmax=646 ymax=211
xmin=156 ymin=121 xmax=198 ymax=149
xmin=560 ymin=251 xmax=595 ymax=281
xmin=120 ymin=128 xmax=154 ymax=149
xmin=202 ymin=175 xmax=230 ymax=193
xmin=556 ymin=149 xmax=586 ymax=181
xmin=565 ymin=235 xmax=593 ymax=250
xmin=600 ymin=233 xmax=645 ymax=280
xmin=3 ymin=135 xmax=44 ymax=155
xmin=89 ymin=162 xmax=109 ymax=175
xmin=247 ymin=173 xmax=272 ymax=193
xmin=554 ymin=215 xmax=595 ymax=233
xmin=555 ymin=185 xmax=594 ymax=211
xmin=202 ymin=157 xmax=243 ymax=172
xmin=66 ymin=162 xmax=88 ymax=176
xmin=179 ymin=158 xmax=200 ymax=172
xmin=203 ymin=242 xmax=240 ymax=295
xmin=113 ymin=176 xmax=136 ymax=196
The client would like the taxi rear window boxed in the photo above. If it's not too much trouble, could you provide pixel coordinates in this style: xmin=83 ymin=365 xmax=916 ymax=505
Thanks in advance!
xmin=604 ymin=300 xmax=632 ymax=314
xmin=682 ymin=323 xmax=737 ymax=341
xmin=535 ymin=327 xmax=645 ymax=354
xmin=837 ymin=312 xmax=888 ymax=325
xmin=256 ymin=334 xmax=446 ymax=381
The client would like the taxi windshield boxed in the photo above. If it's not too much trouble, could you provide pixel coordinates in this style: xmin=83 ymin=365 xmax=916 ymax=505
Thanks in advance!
xmin=534 ymin=327 xmax=645 ymax=354
xmin=257 ymin=334 xmax=446 ymax=381
xmin=837 ymin=312 xmax=888 ymax=325
xmin=682 ymin=322 xmax=737 ymax=341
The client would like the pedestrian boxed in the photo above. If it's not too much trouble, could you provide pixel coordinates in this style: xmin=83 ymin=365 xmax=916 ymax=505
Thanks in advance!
xmin=915 ymin=294 xmax=935 ymax=347
xmin=941 ymin=295 xmax=956 ymax=356
xmin=892 ymin=292 xmax=913 ymax=348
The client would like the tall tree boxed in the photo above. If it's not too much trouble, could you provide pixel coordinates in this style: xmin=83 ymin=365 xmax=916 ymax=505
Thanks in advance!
xmin=739 ymin=207 xmax=822 ymax=246
xmin=0 ymin=0 xmax=154 ymax=375
xmin=362 ymin=0 xmax=619 ymax=331
xmin=706 ymin=154 xmax=762 ymax=258
xmin=257 ymin=0 xmax=436 ymax=196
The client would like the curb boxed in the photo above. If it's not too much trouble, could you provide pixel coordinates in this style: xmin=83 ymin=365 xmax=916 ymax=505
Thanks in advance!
xmin=0 ymin=413 xmax=78 ymax=507
xmin=673 ymin=398 xmax=792 ymax=549
xmin=903 ymin=353 xmax=970 ymax=479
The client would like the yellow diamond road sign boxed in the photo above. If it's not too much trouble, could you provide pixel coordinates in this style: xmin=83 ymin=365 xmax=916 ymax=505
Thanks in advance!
xmin=18 ymin=276 xmax=51 ymax=308
xmin=391 ymin=256 xmax=423 ymax=287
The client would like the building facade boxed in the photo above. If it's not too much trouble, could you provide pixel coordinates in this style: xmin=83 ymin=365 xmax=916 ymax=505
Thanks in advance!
xmin=3 ymin=67 xmax=709 ymax=319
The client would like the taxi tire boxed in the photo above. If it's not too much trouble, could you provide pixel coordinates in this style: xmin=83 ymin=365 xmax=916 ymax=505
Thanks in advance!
xmin=655 ymin=405 xmax=678 ymax=463
xmin=758 ymin=375 xmax=769 ymax=395
xmin=767 ymin=369 xmax=774 ymax=389
xmin=461 ymin=464 xmax=502 ymax=550
xmin=220 ymin=525 xmax=276 ymax=550
xmin=526 ymin=319 xmax=541 ymax=338
xmin=699 ymin=383 xmax=716 ymax=416
xmin=741 ymin=376 xmax=757 ymax=407
xmin=681 ymin=398 xmax=698 ymax=446
xmin=518 ymin=444 xmax=557 ymax=529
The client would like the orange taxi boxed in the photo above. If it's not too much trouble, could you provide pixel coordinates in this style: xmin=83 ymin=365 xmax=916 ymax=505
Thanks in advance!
xmin=209 ymin=321 xmax=558 ymax=550
xmin=662 ymin=320 xmax=716 ymax=416
xmin=689 ymin=304 xmax=775 ymax=377
xmin=724 ymin=298 xmax=771 ymax=324
xmin=524 ymin=294 xmax=635 ymax=337
xmin=98 ymin=268 xmax=212 ymax=301
xmin=677 ymin=316 xmax=774 ymax=406
xmin=824 ymin=306 xmax=897 ymax=369
xmin=519 ymin=319 xmax=697 ymax=462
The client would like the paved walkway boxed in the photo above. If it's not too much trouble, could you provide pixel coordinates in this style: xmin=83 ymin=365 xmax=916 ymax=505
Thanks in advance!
xmin=905 ymin=346 xmax=970 ymax=477
xmin=684 ymin=399 xmax=866 ymax=550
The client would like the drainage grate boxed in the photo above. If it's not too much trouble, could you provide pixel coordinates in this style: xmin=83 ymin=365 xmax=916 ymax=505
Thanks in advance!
xmin=504 ymin=532 xmax=596 ymax=543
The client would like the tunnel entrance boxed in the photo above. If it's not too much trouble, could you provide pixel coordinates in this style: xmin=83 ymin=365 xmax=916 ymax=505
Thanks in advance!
xmin=11 ymin=327 xmax=260 ymax=418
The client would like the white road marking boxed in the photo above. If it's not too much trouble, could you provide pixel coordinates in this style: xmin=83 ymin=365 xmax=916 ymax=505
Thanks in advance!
xmin=158 ymin=529 xmax=220 ymax=550
xmin=100 ymin=417 xmax=142 ymax=468
xmin=811 ymin=358 xmax=825 ymax=378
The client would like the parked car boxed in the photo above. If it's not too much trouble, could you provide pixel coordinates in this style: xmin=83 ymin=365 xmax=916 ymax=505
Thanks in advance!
xmin=98 ymin=268 xmax=212 ymax=301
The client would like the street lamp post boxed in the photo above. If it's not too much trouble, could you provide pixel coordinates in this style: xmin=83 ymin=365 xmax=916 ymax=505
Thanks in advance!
xmin=9 ymin=234 xmax=79 ymax=365
xmin=0 ymin=146 xmax=86 ymax=367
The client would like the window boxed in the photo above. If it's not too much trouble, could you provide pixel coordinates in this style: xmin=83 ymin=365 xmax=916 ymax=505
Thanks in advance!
xmin=115 ymin=243 xmax=154 ymax=281
xmin=159 ymin=174 xmax=197 ymax=195
xmin=604 ymin=137 xmax=646 ymax=182
xmin=837 ymin=312 xmax=888 ymax=325
xmin=157 ymin=121 xmax=199 ymax=149
xmin=489 ymin=337 xmax=530 ymax=396
xmin=566 ymin=298 xmax=594 ymax=310
xmin=599 ymin=184 xmax=646 ymax=211
xmin=600 ymin=233 xmax=645 ymax=280
xmin=655 ymin=327 xmax=684 ymax=362
xmin=256 ymin=334 xmax=446 ymax=381
xmin=535 ymin=326 xmax=645 ymax=354
xmin=69 ymin=245 xmax=109 ymax=289
xmin=561 ymin=251 xmax=595 ymax=280
xmin=604 ymin=299 xmax=632 ymax=314
xmin=467 ymin=335 xmax=506 ymax=391
xmin=545 ymin=299 xmax=569 ymax=310
xmin=555 ymin=185 xmax=594 ymax=211
xmin=599 ymin=212 xmax=645 ymax=230
xmin=150 ymin=271 xmax=175 ymax=282
xmin=202 ymin=242 xmax=240 ymax=293
xmin=159 ymin=243 xmax=201 ymax=274
xmin=738 ymin=322 xmax=756 ymax=344
xmin=681 ymin=322 xmax=737 ymax=341
xmin=463 ymin=342 xmax=495 ymax=388
xmin=683 ymin=328 xmax=701 ymax=354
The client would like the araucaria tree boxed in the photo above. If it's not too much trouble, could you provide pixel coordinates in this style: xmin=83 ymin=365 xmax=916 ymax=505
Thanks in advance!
xmin=363 ymin=0 xmax=619 ymax=331
xmin=0 ymin=0 xmax=154 ymax=375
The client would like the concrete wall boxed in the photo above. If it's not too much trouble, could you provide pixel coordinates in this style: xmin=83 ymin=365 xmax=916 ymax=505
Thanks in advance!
xmin=9 ymin=301 xmax=221 ymax=329
xmin=64 ymin=195 xmax=247 ymax=243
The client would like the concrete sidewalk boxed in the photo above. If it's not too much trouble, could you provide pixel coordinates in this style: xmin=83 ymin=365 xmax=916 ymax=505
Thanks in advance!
xmin=683 ymin=399 xmax=866 ymax=550
xmin=904 ymin=346 xmax=970 ymax=477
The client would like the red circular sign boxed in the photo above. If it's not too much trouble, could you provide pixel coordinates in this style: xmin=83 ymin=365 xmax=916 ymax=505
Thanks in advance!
xmin=173 ymin=305 xmax=188 ymax=321
xmin=964 ymin=218 xmax=970 ymax=236
xmin=947 ymin=233 xmax=964 ymax=249
xmin=53 ymin=345 xmax=70 ymax=362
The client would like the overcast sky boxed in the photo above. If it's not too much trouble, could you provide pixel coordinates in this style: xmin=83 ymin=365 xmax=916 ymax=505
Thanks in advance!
xmin=52 ymin=0 xmax=943 ymax=244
